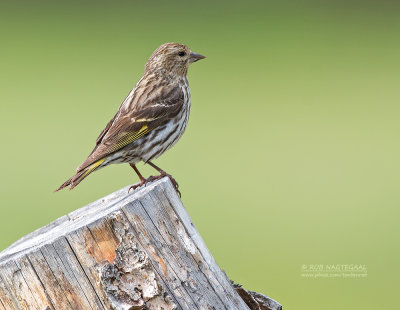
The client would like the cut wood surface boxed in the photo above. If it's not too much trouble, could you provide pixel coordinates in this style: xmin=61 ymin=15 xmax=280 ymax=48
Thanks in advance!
xmin=0 ymin=177 xmax=281 ymax=310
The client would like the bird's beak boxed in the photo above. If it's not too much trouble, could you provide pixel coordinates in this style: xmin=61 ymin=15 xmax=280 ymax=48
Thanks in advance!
xmin=189 ymin=52 xmax=206 ymax=63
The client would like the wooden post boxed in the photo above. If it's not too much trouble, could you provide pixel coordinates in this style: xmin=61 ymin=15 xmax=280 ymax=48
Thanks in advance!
xmin=0 ymin=178 xmax=281 ymax=310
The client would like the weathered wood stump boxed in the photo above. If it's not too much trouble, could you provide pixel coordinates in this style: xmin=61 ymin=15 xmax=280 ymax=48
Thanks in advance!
xmin=0 ymin=178 xmax=281 ymax=310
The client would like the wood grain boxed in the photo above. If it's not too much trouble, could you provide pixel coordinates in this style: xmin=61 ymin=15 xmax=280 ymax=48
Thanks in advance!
xmin=0 ymin=178 xmax=281 ymax=310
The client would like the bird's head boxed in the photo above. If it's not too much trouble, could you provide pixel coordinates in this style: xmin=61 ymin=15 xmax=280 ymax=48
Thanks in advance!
xmin=145 ymin=43 xmax=205 ymax=77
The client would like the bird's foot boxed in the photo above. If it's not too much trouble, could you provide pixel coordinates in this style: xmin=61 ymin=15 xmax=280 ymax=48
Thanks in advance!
xmin=147 ymin=173 xmax=181 ymax=197
xmin=128 ymin=173 xmax=181 ymax=197
xmin=128 ymin=180 xmax=146 ymax=193
xmin=160 ymin=173 xmax=181 ymax=197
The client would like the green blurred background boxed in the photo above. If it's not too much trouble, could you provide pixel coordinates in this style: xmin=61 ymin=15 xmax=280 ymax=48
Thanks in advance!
xmin=0 ymin=0 xmax=399 ymax=308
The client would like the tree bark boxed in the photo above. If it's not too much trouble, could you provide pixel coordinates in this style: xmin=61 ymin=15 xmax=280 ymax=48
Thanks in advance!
xmin=0 ymin=178 xmax=281 ymax=310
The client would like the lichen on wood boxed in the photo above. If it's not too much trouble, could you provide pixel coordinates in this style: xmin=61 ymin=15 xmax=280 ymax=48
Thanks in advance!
xmin=100 ymin=212 xmax=176 ymax=310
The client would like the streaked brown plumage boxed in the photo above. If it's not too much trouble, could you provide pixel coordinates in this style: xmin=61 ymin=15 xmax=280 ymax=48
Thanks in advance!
xmin=55 ymin=43 xmax=205 ymax=193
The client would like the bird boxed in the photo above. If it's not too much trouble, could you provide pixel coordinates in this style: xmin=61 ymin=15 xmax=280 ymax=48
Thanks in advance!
xmin=55 ymin=42 xmax=205 ymax=195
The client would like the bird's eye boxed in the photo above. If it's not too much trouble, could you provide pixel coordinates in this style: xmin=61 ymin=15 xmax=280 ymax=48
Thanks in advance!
xmin=178 ymin=51 xmax=186 ymax=57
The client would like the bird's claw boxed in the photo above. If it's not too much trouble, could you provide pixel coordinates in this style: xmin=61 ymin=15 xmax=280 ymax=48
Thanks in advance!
xmin=128 ymin=174 xmax=181 ymax=197
xmin=128 ymin=180 xmax=146 ymax=193
xmin=164 ymin=174 xmax=181 ymax=197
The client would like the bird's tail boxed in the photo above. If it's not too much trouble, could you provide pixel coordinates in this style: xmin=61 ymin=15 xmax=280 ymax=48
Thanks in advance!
xmin=54 ymin=158 xmax=106 ymax=191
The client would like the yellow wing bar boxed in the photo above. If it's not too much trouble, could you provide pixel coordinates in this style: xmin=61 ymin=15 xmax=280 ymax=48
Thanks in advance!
xmin=108 ymin=125 xmax=150 ymax=154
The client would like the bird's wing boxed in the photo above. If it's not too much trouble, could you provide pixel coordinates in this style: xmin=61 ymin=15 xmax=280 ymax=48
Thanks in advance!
xmin=84 ymin=112 xmax=118 ymax=159
xmin=77 ymin=84 xmax=185 ymax=172
xmin=96 ymin=113 xmax=118 ymax=145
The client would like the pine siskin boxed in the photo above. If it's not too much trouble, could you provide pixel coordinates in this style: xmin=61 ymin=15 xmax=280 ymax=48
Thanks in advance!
xmin=55 ymin=43 xmax=205 ymax=194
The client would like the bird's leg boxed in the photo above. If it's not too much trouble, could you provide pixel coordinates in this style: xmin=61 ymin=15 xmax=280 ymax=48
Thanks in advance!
xmin=128 ymin=162 xmax=181 ymax=197
xmin=128 ymin=164 xmax=146 ymax=192
xmin=147 ymin=161 xmax=181 ymax=197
